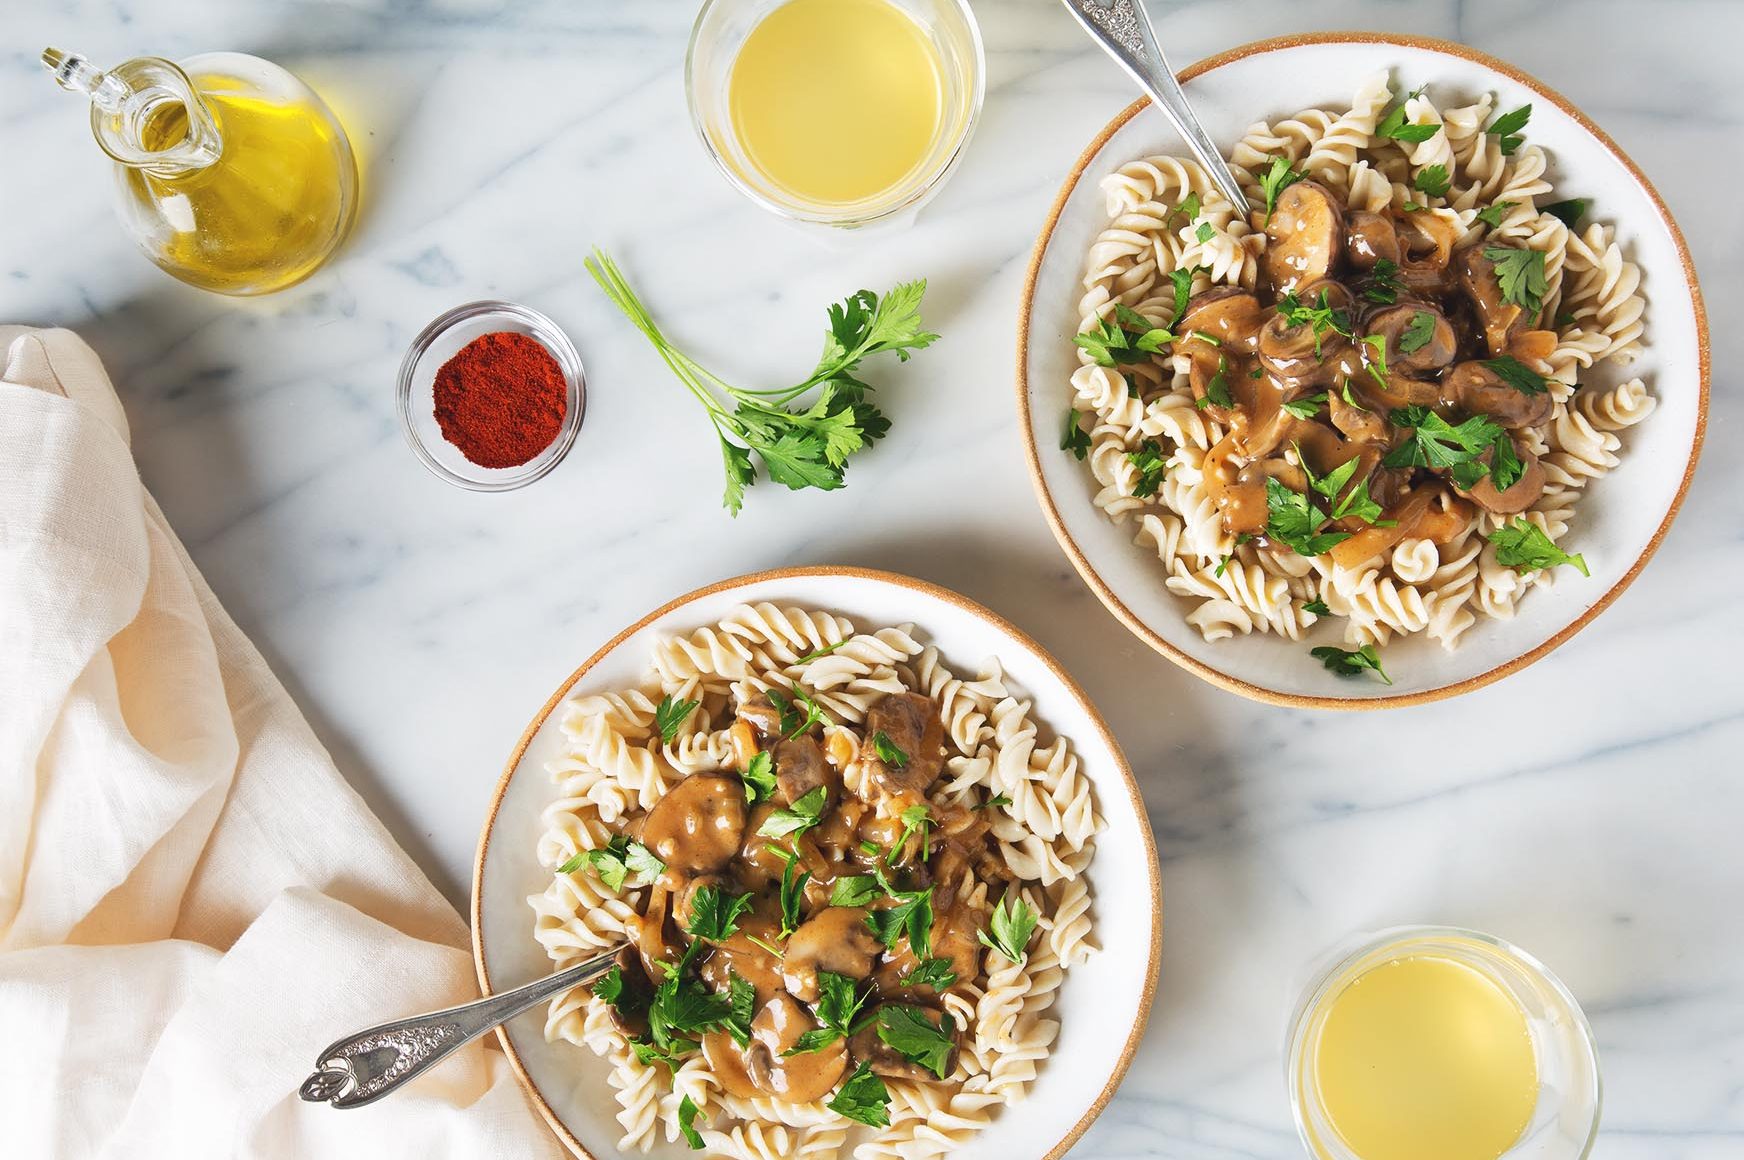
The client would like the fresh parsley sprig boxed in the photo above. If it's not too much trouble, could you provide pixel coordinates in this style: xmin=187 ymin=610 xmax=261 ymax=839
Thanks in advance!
xmin=784 ymin=970 xmax=873 ymax=1056
xmin=1383 ymin=406 xmax=1506 ymax=472
xmin=1127 ymin=439 xmax=1168 ymax=498
xmin=902 ymin=958 xmax=959 ymax=990
xmin=1484 ymin=246 xmax=1548 ymax=315
xmin=1482 ymin=355 xmax=1551 ymax=395
xmin=1413 ymin=164 xmax=1452 ymax=199
xmin=1398 ymin=311 xmax=1438 ymax=355
xmin=1489 ymin=519 xmax=1589 ymax=576
xmin=1061 ymin=409 xmax=1091 ymax=461
xmin=1258 ymin=155 xmax=1304 ymax=223
xmin=1486 ymin=104 xmax=1532 ymax=155
xmin=654 ymin=695 xmax=698 ymax=745
xmin=1377 ymin=86 xmax=1440 ymax=143
xmin=830 ymin=874 xmax=883 ymax=908
xmin=978 ymin=896 xmax=1039 ymax=964
xmin=1277 ymin=289 xmax=1353 ymax=357
xmin=1075 ymin=303 xmax=1176 ymax=368
xmin=585 ymin=249 xmax=935 ymax=515
xmin=829 ymin=1062 xmax=891 ymax=1127
xmin=1311 ymin=644 xmax=1392 ymax=684
xmin=877 ymin=1006 xmax=957 ymax=1080
xmin=1364 ymin=258 xmax=1402 ymax=305
xmin=759 ymin=784 xmax=829 ymax=840
xmin=561 ymin=834 xmax=665 ymax=889
xmin=741 ymin=750 xmax=777 ymax=804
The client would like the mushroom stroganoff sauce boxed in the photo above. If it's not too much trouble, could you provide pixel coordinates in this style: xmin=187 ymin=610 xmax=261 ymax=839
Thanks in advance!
xmin=1065 ymin=73 xmax=1654 ymax=675
xmin=529 ymin=604 xmax=1101 ymax=1158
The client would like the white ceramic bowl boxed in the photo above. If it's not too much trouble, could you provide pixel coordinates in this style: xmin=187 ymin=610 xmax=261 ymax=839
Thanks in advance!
xmin=1018 ymin=33 xmax=1708 ymax=709
xmin=472 ymin=567 xmax=1161 ymax=1160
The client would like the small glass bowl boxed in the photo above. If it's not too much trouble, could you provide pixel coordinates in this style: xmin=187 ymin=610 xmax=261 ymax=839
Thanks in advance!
xmin=396 ymin=300 xmax=585 ymax=491
xmin=1287 ymin=926 xmax=1602 ymax=1160
xmin=685 ymin=0 xmax=984 ymax=229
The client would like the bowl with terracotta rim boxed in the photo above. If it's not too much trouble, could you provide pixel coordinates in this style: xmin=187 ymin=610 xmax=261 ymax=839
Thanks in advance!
xmin=471 ymin=566 xmax=1162 ymax=1160
xmin=1017 ymin=32 xmax=1708 ymax=710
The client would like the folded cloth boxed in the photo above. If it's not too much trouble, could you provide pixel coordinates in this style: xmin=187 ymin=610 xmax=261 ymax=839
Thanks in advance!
xmin=0 ymin=329 xmax=564 ymax=1159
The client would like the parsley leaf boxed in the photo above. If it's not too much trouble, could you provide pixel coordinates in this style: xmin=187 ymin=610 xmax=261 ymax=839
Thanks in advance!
xmin=1475 ymin=201 xmax=1517 ymax=228
xmin=1302 ymin=598 xmax=1332 ymax=617
xmin=1277 ymin=289 xmax=1353 ymax=357
xmin=1542 ymin=197 xmax=1589 ymax=227
xmin=585 ymin=250 xmax=931 ymax=516
xmin=1483 ymin=246 xmax=1548 ymax=315
xmin=978 ymin=896 xmax=1039 ymax=963
xmin=975 ymin=793 xmax=1013 ymax=810
xmin=1362 ymin=333 xmax=1390 ymax=385
xmin=795 ymin=640 xmax=848 ymax=664
xmin=1197 ymin=354 xmax=1234 ymax=410
xmin=653 ymin=694 xmax=699 ymax=745
xmin=726 ymin=972 xmax=756 ymax=1048
xmin=1364 ymin=258 xmax=1402 ymax=305
xmin=785 ymin=970 xmax=871 ymax=1055
xmin=1311 ymin=644 xmax=1392 ymax=684
xmin=1167 ymin=265 xmax=1210 ymax=329
xmin=1486 ymin=104 xmax=1531 ymax=155
xmin=1061 ymin=409 xmax=1091 ymax=460
xmin=1075 ymin=306 xmax=1175 ymax=368
xmin=1265 ymin=476 xmax=1351 ymax=557
xmin=1127 ymin=439 xmax=1168 ymax=498
xmin=1488 ymin=430 xmax=1526 ymax=492
xmin=555 ymin=850 xmax=587 ymax=875
xmin=1383 ymin=406 xmax=1506 ymax=471
xmin=866 ymin=885 xmax=935 ymax=958
xmin=830 ymin=874 xmax=882 ymax=908
xmin=1259 ymin=155 xmax=1305 ymax=223
xmin=741 ymin=750 xmax=777 ymax=804
xmin=777 ymin=852 xmax=811 ymax=939
xmin=678 ymin=1095 xmax=705 ymax=1150
xmin=1304 ymin=453 xmax=1393 ymax=528
xmin=903 ymin=958 xmax=959 ymax=990
xmin=1489 ymin=519 xmax=1589 ymax=576
xmin=1195 ymin=221 xmax=1216 ymax=244
xmin=1482 ymin=355 xmax=1550 ymax=395
xmin=686 ymin=884 xmax=755 ymax=943
xmin=1282 ymin=391 xmax=1329 ymax=420
xmin=1175 ymin=191 xmax=1202 ymax=222
xmin=889 ymin=804 xmax=934 ymax=865
xmin=871 ymin=731 xmax=909 ymax=768
xmin=759 ymin=784 xmax=829 ymax=839
xmin=1413 ymin=164 xmax=1452 ymax=199
xmin=1377 ymin=96 xmax=1441 ymax=143
xmin=1398 ymin=311 xmax=1438 ymax=354
xmin=877 ymin=1006 xmax=957 ymax=1080
xmin=828 ymin=1062 xmax=891 ymax=1127
xmin=648 ymin=970 xmax=731 ymax=1052
xmin=582 ymin=835 xmax=666 ymax=891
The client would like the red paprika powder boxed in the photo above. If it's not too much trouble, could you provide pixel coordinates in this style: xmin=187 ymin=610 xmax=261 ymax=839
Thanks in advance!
xmin=432 ymin=331 xmax=567 ymax=468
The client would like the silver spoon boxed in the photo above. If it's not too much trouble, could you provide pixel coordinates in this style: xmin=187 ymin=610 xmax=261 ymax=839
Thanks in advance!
xmin=299 ymin=944 xmax=624 ymax=1108
xmin=1060 ymin=0 xmax=1251 ymax=216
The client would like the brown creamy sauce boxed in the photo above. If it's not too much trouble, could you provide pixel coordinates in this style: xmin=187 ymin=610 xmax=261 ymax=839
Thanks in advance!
xmin=614 ymin=689 xmax=1004 ymax=1102
xmin=1180 ymin=180 xmax=1557 ymax=570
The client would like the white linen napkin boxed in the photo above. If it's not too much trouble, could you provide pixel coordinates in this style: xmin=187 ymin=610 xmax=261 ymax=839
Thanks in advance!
xmin=0 ymin=328 xmax=564 ymax=1160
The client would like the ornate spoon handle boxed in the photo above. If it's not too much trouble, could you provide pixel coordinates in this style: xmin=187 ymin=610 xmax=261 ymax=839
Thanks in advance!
xmin=299 ymin=944 xmax=624 ymax=1109
xmin=1060 ymin=0 xmax=1253 ymax=216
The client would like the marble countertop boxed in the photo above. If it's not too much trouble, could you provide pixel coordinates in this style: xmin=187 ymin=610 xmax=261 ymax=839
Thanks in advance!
xmin=4 ymin=0 xmax=1739 ymax=1155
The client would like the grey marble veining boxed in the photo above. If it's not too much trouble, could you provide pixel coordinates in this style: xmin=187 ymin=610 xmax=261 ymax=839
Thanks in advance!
xmin=3 ymin=0 xmax=1740 ymax=1156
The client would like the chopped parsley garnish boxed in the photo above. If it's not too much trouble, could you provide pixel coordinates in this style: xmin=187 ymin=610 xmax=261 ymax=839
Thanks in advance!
xmin=1195 ymin=221 xmax=1216 ymax=244
xmin=1174 ymin=191 xmax=1202 ymax=222
xmin=1302 ymin=598 xmax=1331 ymax=617
xmin=889 ymin=804 xmax=934 ymax=865
xmin=777 ymin=851 xmax=811 ymax=938
xmin=1282 ymin=391 xmax=1329 ymax=420
xmin=594 ymin=964 xmax=648 ymax=1025
xmin=784 ymin=970 xmax=871 ymax=1055
xmin=1197 ymin=354 xmax=1235 ymax=410
xmin=1074 ymin=305 xmax=1174 ymax=367
xmin=1383 ymin=406 xmax=1506 ymax=472
xmin=726 ymin=972 xmax=756 ymax=1047
xmin=1266 ymin=476 xmax=1351 ymax=557
xmin=830 ymin=874 xmax=882 ymax=908
xmin=1377 ymin=90 xmax=1441 ymax=143
xmin=1542 ymin=197 xmax=1589 ymax=227
xmin=978 ymin=895 xmax=1039 ymax=964
xmin=1258 ymin=155 xmax=1304 ymax=223
xmin=871 ymin=731 xmax=909 ymax=768
xmin=975 ymin=793 xmax=1014 ymax=811
xmin=828 ymin=1062 xmax=891 ymax=1127
xmin=1486 ymin=104 xmax=1532 ymax=155
xmin=578 ymin=835 xmax=665 ymax=891
xmin=1413 ymin=164 xmax=1452 ymax=198
xmin=866 ymin=883 xmax=935 ymax=958
xmin=902 ymin=957 xmax=959 ymax=990
xmin=1398 ymin=311 xmax=1438 ymax=354
xmin=794 ymin=640 xmax=848 ymax=664
xmin=647 ymin=963 xmax=731 ymax=1054
xmin=654 ymin=695 xmax=699 ymax=745
xmin=1362 ymin=333 xmax=1390 ymax=385
xmin=1482 ymin=354 xmax=1550 ymax=395
xmin=1342 ymin=379 xmax=1369 ymax=412
xmin=1166 ymin=265 xmax=1210 ymax=329
xmin=1311 ymin=644 xmax=1392 ymax=684
xmin=1188 ymin=329 xmax=1222 ymax=348
xmin=555 ymin=851 xmax=587 ymax=875
xmin=678 ymin=1095 xmax=705 ymax=1150
xmin=1475 ymin=201 xmax=1517 ymax=228
xmin=1303 ymin=453 xmax=1394 ymax=528
xmin=1489 ymin=519 xmax=1589 ymax=576
xmin=686 ymin=884 xmax=755 ymax=943
xmin=1483 ymin=246 xmax=1548 ymax=315
xmin=741 ymin=750 xmax=777 ymax=804
xmin=1215 ymin=553 xmax=1233 ymax=578
xmin=1127 ymin=439 xmax=1168 ymax=498
xmin=1061 ymin=409 xmax=1091 ymax=460
xmin=759 ymin=784 xmax=829 ymax=839
xmin=1277 ymin=288 xmax=1353 ymax=357
xmin=877 ymin=1006 xmax=957 ymax=1080
xmin=1364 ymin=258 xmax=1402 ymax=304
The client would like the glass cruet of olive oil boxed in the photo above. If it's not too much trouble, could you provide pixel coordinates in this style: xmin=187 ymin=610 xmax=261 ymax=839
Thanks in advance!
xmin=42 ymin=47 xmax=359 ymax=296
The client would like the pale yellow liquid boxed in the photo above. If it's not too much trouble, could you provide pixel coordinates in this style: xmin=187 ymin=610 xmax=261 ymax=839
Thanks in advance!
xmin=126 ymin=76 xmax=356 ymax=295
xmin=727 ymin=0 xmax=945 ymax=206
xmin=1315 ymin=956 xmax=1539 ymax=1160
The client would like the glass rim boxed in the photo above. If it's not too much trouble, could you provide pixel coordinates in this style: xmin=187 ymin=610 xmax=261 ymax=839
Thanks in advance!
xmin=395 ymin=299 xmax=586 ymax=492
xmin=1284 ymin=924 xmax=1603 ymax=1160
xmin=683 ymin=0 xmax=986 ymax=228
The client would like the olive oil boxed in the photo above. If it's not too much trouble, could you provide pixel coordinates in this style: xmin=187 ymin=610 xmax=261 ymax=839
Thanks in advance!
xmin=727 ymin=0 xmax=944 ymax=206
xmin=124 ymin=74 xmax=356 ymax=294
xmin=1314 ymin=955 xmax=1539 ymax=1160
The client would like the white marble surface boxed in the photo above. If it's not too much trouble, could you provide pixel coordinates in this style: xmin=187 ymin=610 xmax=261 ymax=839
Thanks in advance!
xmin=3 ymin=1 xmax=1739 ymax=1156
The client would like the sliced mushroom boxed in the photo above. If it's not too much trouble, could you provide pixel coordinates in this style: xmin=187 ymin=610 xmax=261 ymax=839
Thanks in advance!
xmin=1455 ymin=440 xmax=1547 ymax=514
xmin=773 ymin=735 xmax=838 ymax=807
xmin=859 ymin=693 xmax=945 ymax=800
xmin=702 ymin=1029 xmax=764 ymax=1099
xmin=735 ymin=692 xmax=785 ymax=739
xmin=641 ymin=773 xmax=748 ymax=875
xmin=1365 ymin=303 xmax=1458 ymax=374
xmin=847 ymin=1006 xmax=958 ymax=1082
xmin=780 ymin=906 xmax=882 ymax=1003
xmin=875 ymin=889 xmax=986 ymax=998
xmin=1263 ymin=181 xmax=1345 ymax=295
xmin=1345 ymin=210 xmax=1401 ymax=270
xmin=1178 ymin=288 xmax=1267 ymax=352
xmin=699 ymin=914 xmax=788 ymax=1006
xmin=1327 ymin=379 xmax=1390 ymax=445
xmin=745 ymin=993 xmax=849 ymax=1104
xmin=1441 ymin=360 xmax=1553 ymax=429
xmin=1458 ymin=244 xmax=1539 ymax=355
xmin=601 ymin=946 xmax=654 ymax=1040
